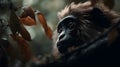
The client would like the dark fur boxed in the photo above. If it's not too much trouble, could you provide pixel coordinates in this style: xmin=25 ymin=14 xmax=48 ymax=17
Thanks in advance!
xmin=50 ymin=1 xmax=120 ymax=66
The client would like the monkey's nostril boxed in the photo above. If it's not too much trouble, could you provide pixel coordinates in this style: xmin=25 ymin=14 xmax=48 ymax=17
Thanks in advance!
xmin=59 ymin=34 xmax=65 ymax=40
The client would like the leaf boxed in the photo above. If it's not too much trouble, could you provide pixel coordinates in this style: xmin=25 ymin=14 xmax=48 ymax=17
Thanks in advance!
xmin=21 ymin=7 xmax=35 ymax=21
xmin=9 ymin=10 xmax=31 ymax=41
xmin=20 ymin=16 xmax=36 ymax=26
xmin=9 ymin=10 xmax=21 ymax=34
xmin=10 ymin=34 xmax=32 ymax=63
xmin=20 ymin=24 xmax=32 ymax=41
xmin=37 ymin=11 xmax=53 ymax=40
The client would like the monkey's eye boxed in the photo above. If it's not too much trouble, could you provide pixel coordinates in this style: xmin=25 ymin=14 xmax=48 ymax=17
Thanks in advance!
xmin=58 ymin=26 xmax=63 ymax=33
xmin=68 ymin=22 xmax=76 ymax=30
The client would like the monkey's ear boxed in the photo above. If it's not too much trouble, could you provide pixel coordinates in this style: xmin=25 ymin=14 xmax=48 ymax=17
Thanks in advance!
xmin=90 ymin=7 xmax=110 ymax=28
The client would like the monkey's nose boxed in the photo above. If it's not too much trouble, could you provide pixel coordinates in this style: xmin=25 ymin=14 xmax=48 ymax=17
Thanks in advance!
xmin=58 ymin=30 xmax=66 ymax=40
xmin=59 ymin=33 xmax=65 ymax=40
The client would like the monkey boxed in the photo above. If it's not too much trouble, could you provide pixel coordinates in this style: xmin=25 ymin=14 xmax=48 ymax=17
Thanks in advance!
xmin=49 ymin=0 xmax=120 ymax=66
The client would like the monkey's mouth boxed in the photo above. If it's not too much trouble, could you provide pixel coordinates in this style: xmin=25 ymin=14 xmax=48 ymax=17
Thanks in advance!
xmin=57 ymin=46 xmax=76 ymax=53
xmin=67 ymin=45 xmax=79 ymax=53
xmin=57 ymin=41 xmax=81 ymax=53
xmin=57 ymin=44 xmax=79 ymax=54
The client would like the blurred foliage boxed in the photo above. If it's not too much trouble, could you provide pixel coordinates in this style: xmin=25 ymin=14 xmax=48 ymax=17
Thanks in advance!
xmin=0 ymin=0 xmax=65 ymax=67
xmin=22 ymin=0 xmax=66 ymax=56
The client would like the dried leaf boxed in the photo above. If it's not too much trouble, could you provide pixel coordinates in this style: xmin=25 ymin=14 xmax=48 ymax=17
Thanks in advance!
xmin=37 ymin=11 xmax=52 ymax=40
xmin=20 ymin=24 xmax=32 ymax=41
xmin=11 ymin=34 xmax=32 ymax=62
xmin=9 ymin=10 xmax=31 ymax=41
xmin=21 ymin=7 xmax=35 ymax=21
xmin=9 ymin=10 xmax=21 ymax=34
xmin=20 ymin=16 xmax=36 ymax=26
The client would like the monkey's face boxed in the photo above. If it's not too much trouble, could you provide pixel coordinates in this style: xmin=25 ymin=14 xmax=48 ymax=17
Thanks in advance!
xmin=56 ymin=15 xmax=81 ymax=53
xmin=56 ymin=8 xmax=110 ymax=54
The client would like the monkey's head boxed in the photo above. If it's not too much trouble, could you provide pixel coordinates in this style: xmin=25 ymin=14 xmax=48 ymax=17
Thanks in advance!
xmin=55 ymin=1 xmax=119 ymax=54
